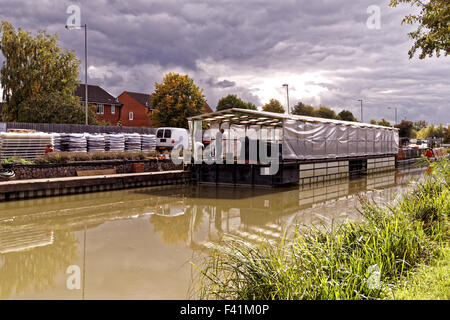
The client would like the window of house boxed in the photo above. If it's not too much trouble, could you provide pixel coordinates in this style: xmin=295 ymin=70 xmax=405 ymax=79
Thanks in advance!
xmin=96 ymin=104 xmax=104 ymax=114
xmin=129 ymin=112 xmax=134 ymax=121
xmin=111 ymin=105 xmax=115 ymax=114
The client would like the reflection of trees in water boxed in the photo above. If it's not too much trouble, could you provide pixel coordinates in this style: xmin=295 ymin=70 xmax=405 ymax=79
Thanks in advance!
xmin=149 ymin=206 xmax=204 ymax=245
xmin=0 ymin=230 xmax=78 ymax=299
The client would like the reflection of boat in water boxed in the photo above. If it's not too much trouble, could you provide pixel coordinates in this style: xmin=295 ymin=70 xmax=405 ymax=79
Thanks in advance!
xmin=0 ymin=227 xmax=54 ymax=254
xmin=154 ymin=201 xmax=187 ymax=218
xmin=0 ymin=169 xmax=425 ymax=254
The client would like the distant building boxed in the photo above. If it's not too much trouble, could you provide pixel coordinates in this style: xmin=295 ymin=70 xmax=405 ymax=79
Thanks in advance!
xmin=117 ymin=90 xmax=213 ymax=128
xmin=74 ymin=84 xmax=123 ymax=125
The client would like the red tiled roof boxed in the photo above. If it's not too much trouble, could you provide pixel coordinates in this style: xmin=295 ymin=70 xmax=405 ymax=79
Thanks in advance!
xmin=122 ymin=91 xmax=151 ymax=108
xmin=75 ymin=84 xmax=122 ymax=106
xmin=203 ymin=102 xmax=213 ymax=113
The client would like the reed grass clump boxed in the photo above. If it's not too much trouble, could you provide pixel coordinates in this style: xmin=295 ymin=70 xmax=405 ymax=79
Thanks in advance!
xmin=193 ymin=158 xmax=449 ymax=300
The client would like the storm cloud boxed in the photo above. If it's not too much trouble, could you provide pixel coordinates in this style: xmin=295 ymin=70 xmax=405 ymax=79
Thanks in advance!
xmin=0 ymin=0 xmax=448 ymax=124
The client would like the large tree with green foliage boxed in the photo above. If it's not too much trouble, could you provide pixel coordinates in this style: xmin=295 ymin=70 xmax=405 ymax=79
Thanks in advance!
xmin=150 ymin=73 xmax=205 ymax=128
xmin=337 ymin=110 xmax=357 ymax=122
xmin=444 ymin=126 xmax=450 ymax=143
xmin=395 ymin=120 xmax=417 ymax=138
xmin=292 ymin=102 xmax=315 ymax=117
xmin=413 ymin=120 xmax=428 ymax=131
xmin=389 ymin=0 xmax=450 ymax=59
xmin=16 ymin=92 xmax=98 ymax=124
xmin=377 ymin=118 xmax=393 ymax=127
xmin=314 ymin=106 xmax=337 ymax=119
xmin=262 ymin=99 xmax=285 ymax=114
xmin=0 ymin=21 xmax=88 ymax=123
xmin=216 ymin=94 xmax=257 ymax=111
xmin=417 ymin=124 xmax=447 ymax=139
xmin=370 ymin=118 xmax=393 ymax=127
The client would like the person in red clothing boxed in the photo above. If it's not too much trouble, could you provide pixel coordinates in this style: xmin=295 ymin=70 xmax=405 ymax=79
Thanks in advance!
xmin=45 ymin=144 xmax=54 ymax=155
xmin=425 ymin=148 xmax=433 ymax=159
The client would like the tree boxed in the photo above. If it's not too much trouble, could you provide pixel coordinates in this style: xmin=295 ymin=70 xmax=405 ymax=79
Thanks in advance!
xmin=417 ymin=124 xmax=447 ymax=139
xmin=389 ymin=0 xmax=450 ymax=59
xmin=244 ymin=101 xmax=258 ymax=110
xmin=337 ymin=110 xmax=357 ymax=122
xmin=292 ymin=102 xmax=315 ymax=117
xmin=314 ymin=106 xmax=337 ymax=119
xmin=413 ymin=120 xmax=428 ymax=131
xmin=150 ymin=73 xmax=205 ymax=128
xmin=216 ymin=94 xmax=257 ymax=111
xmin=370 ymin=119 xmax=378 ymax=125
xmin=444 ymin=125 xmax=450 ymax=143
xmin=395 ymin=120 xmax=416 ymax=138
xmin=0 ymin=21 xmax=82 ymax=122
xmin=262 ymin=99 xmax=285 ymax=114
xmin=15 ymin=92 xmax=98 ymax=124
xmin=377 ymin=118 xmax=392 ymax=127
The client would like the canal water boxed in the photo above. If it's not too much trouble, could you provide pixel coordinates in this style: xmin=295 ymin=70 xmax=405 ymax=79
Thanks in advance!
xmin=0 ymin=168 xmax=424 ymax=299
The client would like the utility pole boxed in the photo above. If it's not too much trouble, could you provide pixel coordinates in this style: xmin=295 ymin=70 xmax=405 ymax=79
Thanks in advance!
xmin=388 ymin=106 xmax=398 ymax=125
xmin=357 ymin=99 xmax=363 ymax=122
xmin=283 ymin=84 xmax=290 ymax=114
xmin=66 ymin=24 xmax=88 ymax=125
xmin=84 ymin=24 xmax=88 ymax=125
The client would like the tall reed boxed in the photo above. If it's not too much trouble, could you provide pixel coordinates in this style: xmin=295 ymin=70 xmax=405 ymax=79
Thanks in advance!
xmin=193 ymin=158 xmax=449 ymax=300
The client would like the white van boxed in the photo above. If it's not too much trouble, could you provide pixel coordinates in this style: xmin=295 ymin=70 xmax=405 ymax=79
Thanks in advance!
xmin=156 ymin=127 xmax=190 ymax=152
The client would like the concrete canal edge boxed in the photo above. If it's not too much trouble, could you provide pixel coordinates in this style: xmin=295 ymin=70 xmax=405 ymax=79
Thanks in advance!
xmin=0 ymin=170 xmax=190 ymax=201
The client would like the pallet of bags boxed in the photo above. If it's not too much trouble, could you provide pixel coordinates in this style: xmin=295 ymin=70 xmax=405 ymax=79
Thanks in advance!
xmin=51 ymin=133 xmax=62 ymax=152
xmin=124 ymin=133 xmax=141 ymax=152
xmin=0 ymin=132 xmax=53 ymax=160
xmin=61 ymin=133 xmax=87 ymax=152
xmin=87 ymin=134 xmax=106 ymax=152
xmin=141 ymin=134 xmax=156 ymax=151
xmin=105 ymin=134 xmax=125 ymax=152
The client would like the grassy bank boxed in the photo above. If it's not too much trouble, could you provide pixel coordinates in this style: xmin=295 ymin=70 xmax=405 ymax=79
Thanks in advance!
xmin=385 ymin=246 xmax=449 ymax=300
xmin=193 ymin=159 xmax=449 ymax=300
xmin=2 ymin=151 xmax=158 ymax=165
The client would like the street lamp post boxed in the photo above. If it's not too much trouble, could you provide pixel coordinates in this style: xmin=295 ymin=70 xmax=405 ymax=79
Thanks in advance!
xmin=388 ymin=107 xmax=398 ymax=125
xmin=282 ymin=84 xmax=290 ymax=114
xmin=357 ymin=99 xmax=363 ymax=123
xmin=65 ymin=24 xmax=88 ymax=125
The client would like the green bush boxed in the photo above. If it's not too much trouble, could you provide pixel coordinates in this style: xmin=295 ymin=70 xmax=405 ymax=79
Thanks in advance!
xmin=1 ymin=157 xmax=34 ymax=165
xmin=34 ymin=151 xmax=157 ymax=164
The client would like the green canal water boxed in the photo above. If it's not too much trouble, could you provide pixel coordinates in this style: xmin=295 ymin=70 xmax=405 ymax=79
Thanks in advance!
xmin=0 ymin=168 xmax=425 ymax=299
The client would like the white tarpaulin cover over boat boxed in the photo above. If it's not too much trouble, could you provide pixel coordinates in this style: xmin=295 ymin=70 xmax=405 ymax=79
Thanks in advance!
xmin=188 ymin=108 xmax=399 ymax=161
xmin=282 ymin=119 xmax=398 ymax=159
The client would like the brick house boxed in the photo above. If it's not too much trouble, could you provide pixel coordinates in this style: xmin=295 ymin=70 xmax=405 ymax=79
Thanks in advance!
xmin=117 ymin=91 xmax=153 ymax=127
xmin=74 ymin=84 xmax=123 ymax=125
xmin=118 ymin=91 xmax=213 ymax=127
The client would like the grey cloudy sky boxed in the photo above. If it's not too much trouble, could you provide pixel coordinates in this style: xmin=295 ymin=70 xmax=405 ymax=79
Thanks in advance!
xmin=0 ymin=0 xmax=449 ymax=124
